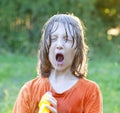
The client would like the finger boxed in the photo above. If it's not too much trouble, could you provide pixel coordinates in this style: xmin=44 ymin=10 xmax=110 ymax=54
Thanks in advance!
xmin=46 ymin=93 xmax=57 ymax=103
xmin=46 ymin=104 xmax=57 ymax=113
xmin=46 ymin=97 xmax=57 ymax=108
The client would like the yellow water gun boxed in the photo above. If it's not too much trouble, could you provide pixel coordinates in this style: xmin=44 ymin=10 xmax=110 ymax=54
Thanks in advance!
xmin=38 ymin=92 xmax=52 ymax=113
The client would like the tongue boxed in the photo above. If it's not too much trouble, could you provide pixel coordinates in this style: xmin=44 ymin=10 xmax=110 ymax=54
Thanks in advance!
xmin=56 ymin=54 xmax=64 ymax=62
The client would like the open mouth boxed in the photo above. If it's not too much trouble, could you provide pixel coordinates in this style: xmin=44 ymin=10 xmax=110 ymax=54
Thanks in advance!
xmin=56 ymin=53 xmax=64 ymax=63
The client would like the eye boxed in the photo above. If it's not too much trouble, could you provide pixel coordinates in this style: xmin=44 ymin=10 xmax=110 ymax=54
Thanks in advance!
xmin=64 ymin=35 xmax=73 ymax=42
xmin=51 ymin=35 xmax=57 ymax=41
xmin=63 ymin=35 xmax=68 ymax=41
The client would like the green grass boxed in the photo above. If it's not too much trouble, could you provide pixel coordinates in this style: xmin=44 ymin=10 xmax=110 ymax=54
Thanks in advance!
xmin=0 ymin=53 xmax=120 ymax=113
xmin=88 ymin=57 xmax=120 ymax=113
xmin=0 ymin=53 xmax=37 ymax=113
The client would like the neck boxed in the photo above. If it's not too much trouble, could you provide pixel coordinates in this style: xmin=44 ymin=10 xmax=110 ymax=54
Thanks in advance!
xmin=49 ymin=68 xmax=75 ymax=81
xmin=48 ymin=68 xmax=79 ymax=93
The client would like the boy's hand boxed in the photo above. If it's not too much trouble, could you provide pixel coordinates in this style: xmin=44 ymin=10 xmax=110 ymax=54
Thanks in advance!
xmin=39 ymin=92 xmax=57 ymax=113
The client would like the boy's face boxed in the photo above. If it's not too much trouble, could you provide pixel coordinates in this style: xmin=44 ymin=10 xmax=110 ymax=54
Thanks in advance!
xmin=48 ymin=22 xmax=76 ymax=72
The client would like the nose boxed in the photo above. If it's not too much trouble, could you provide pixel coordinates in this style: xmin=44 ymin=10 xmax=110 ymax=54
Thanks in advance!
xmin=56 ymin=38 xmax=64 ymax=50
xmin=57 ymin=45 xmax=63 ymax=50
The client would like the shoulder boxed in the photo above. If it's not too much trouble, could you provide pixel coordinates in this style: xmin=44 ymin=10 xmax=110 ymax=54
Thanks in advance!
xmin=25 ymin=76 xmax=46 ymax=86
xmin=81 ymin=78 xmax=100 ymax=87
xmin=19 ymin=76 xmax=49 ymax=93
xmin=80 ymin=78 xmax=101 ymax=93
xmin=80 ymin=78 xmax=103 ymax=113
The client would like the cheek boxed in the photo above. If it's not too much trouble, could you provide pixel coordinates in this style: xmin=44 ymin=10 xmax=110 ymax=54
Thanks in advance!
xmin=66 ymin=40 xmax=76 ymax=49
xmin=71 ymin=50 xmax=76 ymax=60
xmin=49 ymin=46 xmax=55 ymax=62
xmin=69 ymin=46 xmax=76 ymax=54
xmin=66 ymin=48 xmax=76 ymax=61
xmin=49 ymin=49 xmax=53 ymax=60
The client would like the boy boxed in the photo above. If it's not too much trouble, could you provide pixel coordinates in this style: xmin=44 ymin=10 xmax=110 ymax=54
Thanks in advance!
xmin=13 ymin=14 xmax=103 ymax=113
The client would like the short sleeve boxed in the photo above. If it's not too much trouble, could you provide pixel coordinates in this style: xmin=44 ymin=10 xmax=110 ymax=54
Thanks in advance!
xmin=84 ymin=83 xmax=103 ymax=113
xmin=12 ymin=84 xmax=31 ymax=113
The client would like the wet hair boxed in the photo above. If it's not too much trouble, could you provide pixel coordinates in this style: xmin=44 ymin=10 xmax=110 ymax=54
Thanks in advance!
xmin=37 ymin=14 xmax=88 ymax=78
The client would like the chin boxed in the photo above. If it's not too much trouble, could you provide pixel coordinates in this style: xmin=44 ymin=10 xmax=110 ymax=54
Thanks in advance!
xmin=55 ymin=66 xmax=71 ymax=72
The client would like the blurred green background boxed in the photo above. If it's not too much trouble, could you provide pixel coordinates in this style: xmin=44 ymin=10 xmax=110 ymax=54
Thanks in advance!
xmin=0 ymin=0 xmax=120 ymax=113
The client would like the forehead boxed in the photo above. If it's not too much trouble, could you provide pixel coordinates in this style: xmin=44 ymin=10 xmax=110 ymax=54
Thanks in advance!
xmin=51 ymin=22 xmax=74 ymax=36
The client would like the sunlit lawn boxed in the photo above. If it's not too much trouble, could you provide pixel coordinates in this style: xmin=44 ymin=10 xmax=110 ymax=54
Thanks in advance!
xmin=88 ymin=57 xmax=120 ymax=113
xmin=0 ymin=53 xmax=120 ymax=113
xmin=0 ymin=53 xmax=37 ymax=113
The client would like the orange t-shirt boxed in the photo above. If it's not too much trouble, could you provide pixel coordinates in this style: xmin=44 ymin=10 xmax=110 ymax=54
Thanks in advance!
xmin=12 ymin=77 xmax=103 ymax=113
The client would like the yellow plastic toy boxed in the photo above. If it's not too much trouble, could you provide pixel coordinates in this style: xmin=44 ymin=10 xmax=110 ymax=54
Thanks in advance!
xmin=38 ymin=92 xmax=52 ymax=113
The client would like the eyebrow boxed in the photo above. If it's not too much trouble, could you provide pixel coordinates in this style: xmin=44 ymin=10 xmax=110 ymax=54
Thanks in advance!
xmin=51 ymin=33 xmax=72 ymax=38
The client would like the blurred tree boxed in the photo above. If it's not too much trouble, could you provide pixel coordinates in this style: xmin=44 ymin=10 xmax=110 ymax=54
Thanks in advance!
xmin=94 ymin=0 xmax=120 ymax=26
xmin=0 ymin=0 xmax=119 ymax=55
xmin=0 ymin=0 xmax=83 ymax=54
